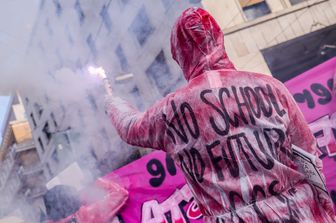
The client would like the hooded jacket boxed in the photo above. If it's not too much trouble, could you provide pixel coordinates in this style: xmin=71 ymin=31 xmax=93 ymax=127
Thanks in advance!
xmin=105 ymin=7 xmax=335 ymax=222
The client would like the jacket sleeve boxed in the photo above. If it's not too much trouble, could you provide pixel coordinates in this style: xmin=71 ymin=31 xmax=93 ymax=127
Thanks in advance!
xmin=281 ymin=87 xmax=320 ymax=157
xmin=276 ymin=81 xmax=336 ymax=219
xmin=276 ymin=80 xmax=322 ymax=172
xmin=76 ymin=178 xmax=128 ymax=223
xmin=104 ymin=95 xmax=167 ymax=150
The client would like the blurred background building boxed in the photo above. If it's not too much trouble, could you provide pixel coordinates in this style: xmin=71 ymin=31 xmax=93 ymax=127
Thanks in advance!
xmin=0 ymin=0 xmax=335 ymax=221
xmin=0 ymin=95 xmax=45 ymax=221
xmin=203 ymin=0 xmax=336 ymax=81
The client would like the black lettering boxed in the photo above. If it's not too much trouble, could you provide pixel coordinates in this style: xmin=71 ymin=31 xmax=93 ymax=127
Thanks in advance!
xmin=229 ymin=191 xmax=246 ymax=210
xmin=268 ymin=180 xmax=281 ymax=196
xmin=201 ymin=89 xmax=230 ymax=136
xmin=263 ymin=129 xmax=276 ymax=158
xmin=181 ymin=102 xmax=200 ymax=139
xmin=255 ymin=87 xmax=273 ymax=117
xmin=219 ymin=88 xmax=240 ymax=127
xmin=249 ymin=131 xmax=274 ymax=170
xmin=163 ymin=100 xmax=188 ymax=144
xmin=266 ymin=85 xmax=286 ymax=117
xmin=251 ymin=185 xmax=271 ymax=223
xmin=179 ymin=150 xmax=196 ymax=182
xmin=273 ymin=128 xmax=293 ymax=160
xmin=117 ymin=214 xmax=125 ymax=223
xmin=177 ymin=200 xmax=190 ymax=223
xmin=244 ymin=87 xmax=261 ymax=118
xmin=232 ymin=134 xmax=258 ymax=172
xmin=331 ymin=190 xmax=336 ymax=204
xmin=311 ymin=83 xmax=332 ymax=105
xmin=232 ymin=86 xmax=254 ymax=125
xmin=147 ymin=159 xmax=166 ymax=187
xmin=166 ymin=154 xmax=177 ymax=176
xmin=166 ymin=128 xmax=176 ymax=144
xmin=327 ymin=78 xmax=334 ymax=91
xmin=190 ymin=148 xmax=205 ymax=183
xmin=223 ymin=139 xmax=239 ymax=178
xmin=264 ymin=128 xmax=292 ymax=160
xmin=206 ymin=140 xmax=224 ymax=181
xmin=269 ymin=180 xmax=300 ymax=222
xmin=293 ymin=89 xmax=315 ymax=109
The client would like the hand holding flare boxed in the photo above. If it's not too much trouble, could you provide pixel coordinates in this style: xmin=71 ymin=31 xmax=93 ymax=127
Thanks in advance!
xmin=88 ymin=66 xmax=113 ymax=96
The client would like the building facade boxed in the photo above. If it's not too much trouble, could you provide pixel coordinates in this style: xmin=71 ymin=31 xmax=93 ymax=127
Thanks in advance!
xmin=0 ymin=95 xmax=45 ymax=221
xmin=202 ymin=0 xmax=336 ymax=79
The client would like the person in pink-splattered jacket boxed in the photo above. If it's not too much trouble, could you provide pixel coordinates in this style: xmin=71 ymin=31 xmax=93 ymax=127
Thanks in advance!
xmin=105 ymin=7 xmax=335 ymax=222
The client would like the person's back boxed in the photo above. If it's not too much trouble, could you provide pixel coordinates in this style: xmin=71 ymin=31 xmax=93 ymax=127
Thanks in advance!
xmin=105 ymin=7 xmax=335 ymax=222
xmin=160 ymin=69 xmax=334 ymax=222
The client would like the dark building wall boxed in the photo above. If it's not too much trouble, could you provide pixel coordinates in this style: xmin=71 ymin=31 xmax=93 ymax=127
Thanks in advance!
xmin=262 ymin=24 xmax=336 ymax=82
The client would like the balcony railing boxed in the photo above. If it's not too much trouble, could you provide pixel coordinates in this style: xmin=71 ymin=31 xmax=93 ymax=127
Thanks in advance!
xmin=18 ymin=164 xmax=43 ymax=176
xmin=13 ymin=139 xmax=35 ymax=153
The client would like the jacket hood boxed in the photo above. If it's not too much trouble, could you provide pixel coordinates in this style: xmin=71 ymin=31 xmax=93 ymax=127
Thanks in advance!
xmin=170 ymin=7 xmax=235 ymax=81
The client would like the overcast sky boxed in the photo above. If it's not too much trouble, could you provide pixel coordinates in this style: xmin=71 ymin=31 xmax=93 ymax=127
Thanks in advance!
xmin=0 ymin=0 xmax=39 ymax=138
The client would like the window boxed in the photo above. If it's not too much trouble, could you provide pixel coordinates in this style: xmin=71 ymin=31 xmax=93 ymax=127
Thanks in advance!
xmin=42 ymin=122 xmax=51 ymax=144
xmin=64 ymin=133 xmax=70 ymax=144
xmin=100 ymin=128 xmax=109 ymax=139
xmin=46 ymin=163 xmax=53 ymax=176
xmin=100 ymin=5 xmax=112 ymax=32
xmin=65 ymin=26 xmax=74 ymax=45
xmin=129 ymin=6 xmax=155 ymax=46
xmin=38 ymin=137 xmax=44 ymax=152
xmin=74 ymin=0 xmax=85 ymax=25
xmin=100 ymin=128 xmax=111 ymax=148
xmin=39 ymin=0 xmax=46 ymax=10
xmin=53 ymin=0 xmax=62 ymax=17
xmin=239 ymin=0 xmax=270 ymax=21
xmin=86 ymin=34 xmax=97 ymax=58
xmin=51 ymin=150 xmax=59 ymax=163
xmin=131 ymin=86 xmax=143 ymax=109
xmin=120 ymin=0 xmax=130 ymax=5
xmin=145 ymin=50 xmax=172 ymax=96
xmin=289 ymin=0 xmax=305 ymax=5
xmin=87 ymin=93 xmax=98 ymax=111
xmin=50 ymin=112 xmax=57 ymax=128
xmin=115 ymin=45 xmax=130 ymax=72
xmin=77 ymin=109 xmax=85 ymax=127
xmin=34 ymin=103 xmax=43 ymax=118
xmin=30 ymin=113 xmax=36 ymax=128
xmin=90 ymin=147 xmax=98 ymax=160
xmin=161 ymin=0 xmax=173 ymax=10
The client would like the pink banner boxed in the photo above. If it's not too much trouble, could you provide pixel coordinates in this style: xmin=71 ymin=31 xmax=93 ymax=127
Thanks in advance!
xmin=104 ymin=151 xmax=203 ymax=222
xmin=285 ymin=57 xmax=336 ymax=209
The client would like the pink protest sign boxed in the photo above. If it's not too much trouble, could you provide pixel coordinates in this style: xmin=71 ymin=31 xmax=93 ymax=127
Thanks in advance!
xmin=104 ymin=151 xmax=203 ymax=223
xmin=285 ymin=57 xmax=336 ymax=209
xmin=285 ymin=58 xmax=336 ymax=123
